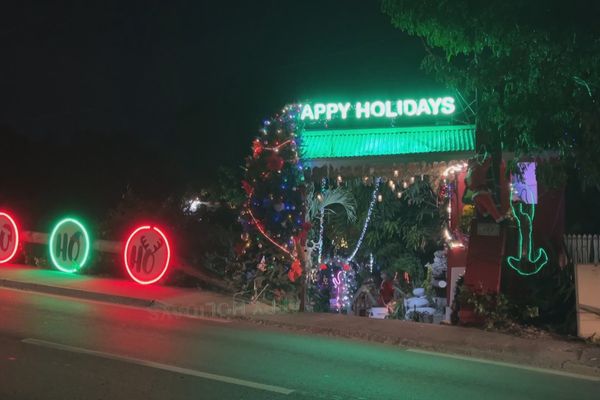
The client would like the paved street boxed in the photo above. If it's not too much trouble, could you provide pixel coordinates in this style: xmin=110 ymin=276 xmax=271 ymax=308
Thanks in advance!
xmin=0 ymin=287 xmax=598 ymax=400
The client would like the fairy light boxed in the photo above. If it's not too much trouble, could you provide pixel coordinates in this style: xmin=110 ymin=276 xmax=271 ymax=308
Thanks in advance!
xmin=346 ymin=177 xmax=381 ymax=263
xmin=317 ymin=178 xmax=327 ymax=264
xmin=332 ymin=270 xmax=343 ymax=311
xmin=247 ymin=208 xmax=294 ymax=259
xmin=263 ymin=139 xmax=293 ymax=152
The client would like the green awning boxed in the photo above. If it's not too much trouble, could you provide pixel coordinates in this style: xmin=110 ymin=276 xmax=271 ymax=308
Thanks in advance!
xmin=300 ymin=124 xmax=475 ymax=160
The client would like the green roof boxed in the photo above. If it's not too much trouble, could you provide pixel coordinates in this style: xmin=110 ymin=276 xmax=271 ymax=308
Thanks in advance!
xmin=300 ymin=124 xmax=475 ymax=160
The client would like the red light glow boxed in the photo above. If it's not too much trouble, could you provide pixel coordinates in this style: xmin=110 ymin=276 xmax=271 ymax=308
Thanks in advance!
xmin=123 ymin=225 xmax=172 ymax=285
xmin=0 ymin=211 xmax=19 ymax=264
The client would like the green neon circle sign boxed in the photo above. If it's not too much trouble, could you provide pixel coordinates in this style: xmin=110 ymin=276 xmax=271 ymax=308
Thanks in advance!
xmin=49 ymin=217 xmax=91 ymax=273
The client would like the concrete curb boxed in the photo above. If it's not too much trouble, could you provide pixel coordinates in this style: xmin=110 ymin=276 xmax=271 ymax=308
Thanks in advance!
xmin=0 ymin=278 xmax=156 ymax=308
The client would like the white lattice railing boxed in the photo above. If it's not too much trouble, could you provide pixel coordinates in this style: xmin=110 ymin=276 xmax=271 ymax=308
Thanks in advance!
xmin=564 ymin=234 xmax=599 ymax=265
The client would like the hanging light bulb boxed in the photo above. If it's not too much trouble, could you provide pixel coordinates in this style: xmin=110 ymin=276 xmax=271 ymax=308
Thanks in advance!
xmin=377 ymin=194 xmax=383 ymax=202
xmin=397 ymin=191 xmax=403 ymax=199
xmin=337 ymin=175 xmax=343 ymax=184
xmin=410 ymin=176 xmax=415 ymax=184
xmin=402 ymin=181 xmax=408 ymax=189
xmin=393 ymin=170 xmax=399 ymax=177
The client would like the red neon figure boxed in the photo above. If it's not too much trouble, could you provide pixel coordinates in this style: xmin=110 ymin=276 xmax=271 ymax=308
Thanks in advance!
xmin=0 ymin=211 xmax=19 ymax=264
xmin=465 ymin=153 xmax=504 ymax=222
xmin=124 ymin=225 xmax=172 ymax=285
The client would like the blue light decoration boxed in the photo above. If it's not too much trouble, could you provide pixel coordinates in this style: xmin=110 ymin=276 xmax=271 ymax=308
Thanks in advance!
xmin=346 ymin=177 xmax=381 ymax=263
xmin=317 ymin=178 xmax=327 ymax=264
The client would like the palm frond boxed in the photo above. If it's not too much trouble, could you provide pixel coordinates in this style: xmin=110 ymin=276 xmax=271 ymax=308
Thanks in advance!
xmin=306 ymin=184 xmax=357 ymax=223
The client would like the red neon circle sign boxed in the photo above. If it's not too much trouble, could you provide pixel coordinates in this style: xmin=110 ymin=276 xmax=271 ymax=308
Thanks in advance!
xmin=124 ymin=225 xmax=171 ymax=285
xmin=0 ymin=211 xmax=19 ymax=264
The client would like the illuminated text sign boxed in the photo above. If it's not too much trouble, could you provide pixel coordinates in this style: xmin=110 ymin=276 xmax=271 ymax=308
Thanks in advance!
xmin=300 ymin=97 xmax=456 ymax=121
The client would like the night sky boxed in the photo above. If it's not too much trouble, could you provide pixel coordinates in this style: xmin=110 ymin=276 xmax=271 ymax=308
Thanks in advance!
xmin=1 ymin=1 xmax=433 ymax=221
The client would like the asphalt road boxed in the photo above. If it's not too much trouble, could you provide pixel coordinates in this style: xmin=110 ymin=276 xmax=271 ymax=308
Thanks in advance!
xmin=0 ymin=287 xmax=598 ymax=400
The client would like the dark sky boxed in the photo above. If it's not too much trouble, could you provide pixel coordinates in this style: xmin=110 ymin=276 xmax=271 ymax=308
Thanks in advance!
xmin=0 ymin=1 xmax=434 ymax=219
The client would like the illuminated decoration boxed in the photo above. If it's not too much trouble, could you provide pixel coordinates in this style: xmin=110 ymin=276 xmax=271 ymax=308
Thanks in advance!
xmin=247 ymin=209 xmax=294 ymax=259
xmin=300 ymin=97 xmax=456 ymax=121
xmin=507 ymin=188 xmax=548 ymax=276
xmin=240 ymin=105 xmax=307 ymax=285
xmin=49 ymin=217 xmax=91 ymax=273
xmin=332 ymin=270 xmax=344 ymax=310
xmin=0 ymin=211 xmax=19 ymax=264
xmin=346 ymin=177 xmax=381 ymax=263
xmin=300 ymin=125 xmax=475 ymax=159
xmin=124 ymin=225 xmax=172 ymax=285
xmin=316 ymin=178 xmax=327 ymax=264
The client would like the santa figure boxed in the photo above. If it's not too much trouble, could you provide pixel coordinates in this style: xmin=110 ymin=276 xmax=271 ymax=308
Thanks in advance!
xmin=465 ymin=151 xmax=506 ymax=223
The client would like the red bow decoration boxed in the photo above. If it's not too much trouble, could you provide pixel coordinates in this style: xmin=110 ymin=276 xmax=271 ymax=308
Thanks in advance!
xmin=288 ymin=258 xmax=303 ymax=282
xmin=342 ymin=263 xmax=351 ymax=271
xmin=319 ymin=263 xmax=328 ymax=271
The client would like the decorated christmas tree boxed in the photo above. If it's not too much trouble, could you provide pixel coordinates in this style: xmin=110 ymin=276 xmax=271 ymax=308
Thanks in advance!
xmin=238 ymin=105 xmax=309 ymax=305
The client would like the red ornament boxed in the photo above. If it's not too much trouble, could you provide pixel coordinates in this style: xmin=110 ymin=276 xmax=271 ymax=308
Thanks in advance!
xmin=288 ymin=258 xmax=303 ymax=282
xmin=342 ymin=263 xmax=351 ymax=271
xmin=319 ymin=263 xmax=328 ymax=270
xmin=266 ymin=153 xmax=284 ymax=171
xmin=252 ymin=139 xmax=263 ymax=159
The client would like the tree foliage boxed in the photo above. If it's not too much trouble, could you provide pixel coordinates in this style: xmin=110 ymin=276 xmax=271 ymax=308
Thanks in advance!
xmin=382 ymin=0 xmax=600 ymax=188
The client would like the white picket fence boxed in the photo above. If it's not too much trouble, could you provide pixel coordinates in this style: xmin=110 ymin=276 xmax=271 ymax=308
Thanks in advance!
xmin=564 ymin=234 xmax=599 ymax=265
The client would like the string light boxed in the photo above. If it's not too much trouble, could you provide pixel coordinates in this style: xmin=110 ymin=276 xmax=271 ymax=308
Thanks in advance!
xmin=347 ymin=177 xmax=381 ymax=263
xmin=247 ymin=208 xmax=294 ymax=259
xmin=317 ymin=178 xmax=327 ymax=264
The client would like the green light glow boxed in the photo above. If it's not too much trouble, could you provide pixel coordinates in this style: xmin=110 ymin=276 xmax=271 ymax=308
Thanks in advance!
xmin=49 ymin=217 xmax=91 ymax=273
xmin=300 ymin=97 xmax=455 ymax=121
xmin=506 ymin=200 xmax=548 ymax=276
xmin=300 ymin=124 xmax=475 ymax=159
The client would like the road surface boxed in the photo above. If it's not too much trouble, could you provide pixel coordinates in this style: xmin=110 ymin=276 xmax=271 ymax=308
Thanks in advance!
xmin=0 ymin=287 xmax=598 ymax=399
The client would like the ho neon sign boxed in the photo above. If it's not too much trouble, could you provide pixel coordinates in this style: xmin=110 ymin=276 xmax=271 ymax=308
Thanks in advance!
xmin=124 ymin=225 xmax=171 ymax=285
xmin=49 ymin=217 xmax=91 ymax=273
xmin=0 ymin=211 xmax=20 ymax=264
xmin=300 ymin=97 xmax=456 ymax=121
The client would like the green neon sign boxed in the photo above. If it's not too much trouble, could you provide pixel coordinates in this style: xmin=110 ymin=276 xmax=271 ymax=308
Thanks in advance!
xmin=300 ymin=97 xmax=456 ymax=121
xmin=507 ymin=201 xmax=548 ymax=276
xmin=49 ymin=217 xmax=91 ymax=273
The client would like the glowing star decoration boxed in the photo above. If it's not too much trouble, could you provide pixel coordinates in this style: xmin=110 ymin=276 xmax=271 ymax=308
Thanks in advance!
xmin=49 ymin=217 xmax=91 ymax=273
xmin=124 ymin=225 xmax=172 ymax=285
xmin=507 ymin=200 xmax=549 ymax=276
xmin=300 ymin=97 xmax=455 ymax=121
xmin=0 ymin=211 xmax=19 ymax=264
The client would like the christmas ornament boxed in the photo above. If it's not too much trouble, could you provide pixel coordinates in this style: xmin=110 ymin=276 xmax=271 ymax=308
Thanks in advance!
xmin=257 ymin=256 xmax=267 ymax=272
xmin=288 ymin=258 xmax=303 ymax=282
